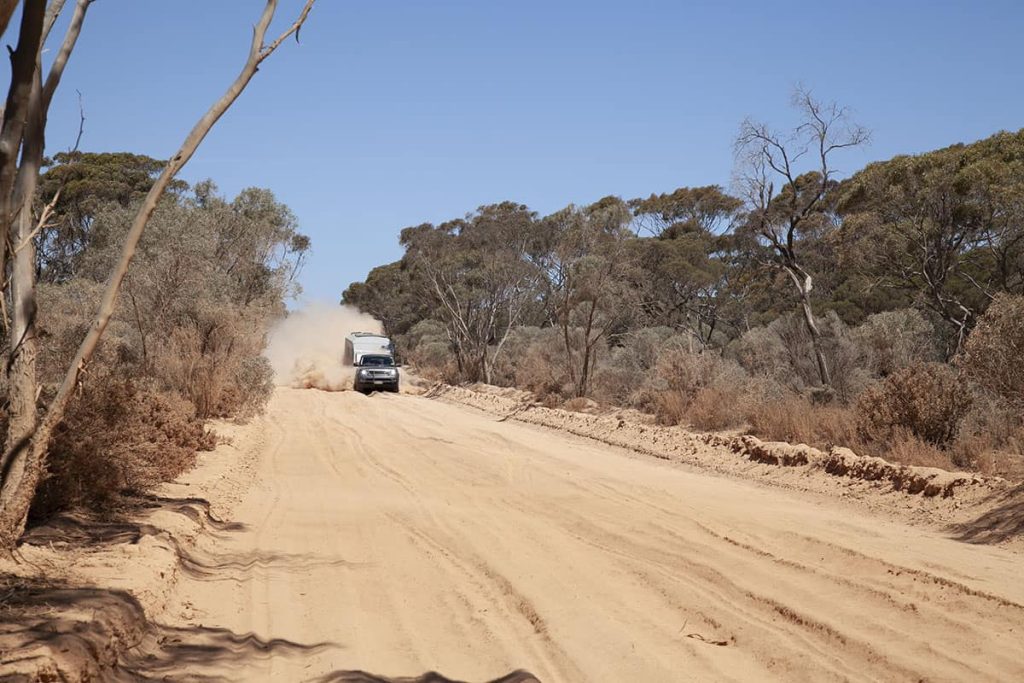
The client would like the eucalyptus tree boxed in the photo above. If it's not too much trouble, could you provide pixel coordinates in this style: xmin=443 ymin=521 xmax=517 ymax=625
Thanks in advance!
xmin=400 ymin=202 xmax=542 ymax=384
xmin=839 ymin=129 xmax=1024 ymax=354
xmin=734 ymin=88 xmax=869 ymax=389
xmin=630 ymin=186 xmax=742 ymax=348
xmin=35 ymin=152 xmax=188 ymax=282
xmin=532 ymin=197 xmax=639 ymax=397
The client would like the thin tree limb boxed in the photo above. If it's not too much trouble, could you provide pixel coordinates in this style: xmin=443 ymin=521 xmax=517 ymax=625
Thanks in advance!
xmin=42 ymin=0 xmax=90 ymax=109
xmin=41 ymin=0 xmax=68 ymax=46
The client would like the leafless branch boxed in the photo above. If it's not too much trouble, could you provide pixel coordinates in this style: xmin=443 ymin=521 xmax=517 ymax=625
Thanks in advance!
xmin=12 ymin=187 xmax=60 ymax=254
xmin=41 ymin=0 xmax=68 ymax=45
xmin=71 ymin=89 xmax=84 ymax=151
xmin=261 ymin=0 xmax=315 ymax=57
xmin=0 ymin=0 xmax=47 ymax=269
xmin=42 ymin=0 xmax=91 ymax=109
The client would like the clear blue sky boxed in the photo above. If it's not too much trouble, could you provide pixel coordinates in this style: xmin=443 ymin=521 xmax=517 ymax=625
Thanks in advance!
xmin=27 ymin=0 xmax=1024 ymax=304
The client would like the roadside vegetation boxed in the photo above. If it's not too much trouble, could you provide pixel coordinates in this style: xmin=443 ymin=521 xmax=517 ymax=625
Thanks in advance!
xmin=0 ymin=1 xmax=314 ymax=549
xmin=345 ymin=97 xmax=1024 ymax=478
xmin=25 ymin=153 xmax=307 ymax=518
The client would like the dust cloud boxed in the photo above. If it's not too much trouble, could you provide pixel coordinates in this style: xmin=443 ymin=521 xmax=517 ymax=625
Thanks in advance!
xmin=265 ymin=302 xmax=383 ymax=391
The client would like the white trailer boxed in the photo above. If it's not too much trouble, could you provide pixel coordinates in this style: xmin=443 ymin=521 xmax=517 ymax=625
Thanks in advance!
xmin=343 ymin=332 xmax=393 ymax=366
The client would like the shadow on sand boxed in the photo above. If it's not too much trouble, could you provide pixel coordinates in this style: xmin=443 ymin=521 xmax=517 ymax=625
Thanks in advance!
xmin=5 ymin=494 xmax=539 ymax=682
xmin=950 ymin=483 xmax=1024 ymax=545
xmin=2 ymin=572 xmax=539 ymax=682
xmin=0 ymin=575 xmax=333 ymax=682
xmin=22 ymin=493 xmax=246 ymax=548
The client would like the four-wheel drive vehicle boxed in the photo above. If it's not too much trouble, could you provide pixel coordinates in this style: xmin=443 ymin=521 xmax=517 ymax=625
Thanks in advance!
xmin=353 ymin=354 xmax=400 ymax=393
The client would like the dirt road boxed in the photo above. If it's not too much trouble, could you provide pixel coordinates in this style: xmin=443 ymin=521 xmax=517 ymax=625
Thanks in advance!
xmin=162 ymin=387 xmax=1024 ymax=682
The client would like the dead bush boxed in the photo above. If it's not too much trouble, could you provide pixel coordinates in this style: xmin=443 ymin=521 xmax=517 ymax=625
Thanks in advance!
xmin=216 ymin=355 xmax=274 ymax=419
xmin=488 ymin=326 xmax=546 ymax=387
xmin=952 ymin=390 xmax=1024 ymax=477
xmin=404 ymin=319 xmax=451 ymax=377
xmin=652 ymin=348 xmax=750 ymax=428
xmin=414 ymin=343 xmax=453 ymax=378
xmin=960 ymin=293 xmax=1024 ymax=409
xmin=150 ymin=308 xmax=271 ymax=419
xmin=959 ymin=389 xmax=1021 ymax=450
xmin=562 ymin=397 xmax=599 ymax=413
xmin=591 ymin=360 xmax=635 ymax=406
xmin=727 ymin=324 xmax=792 ymax=384
xmin=32 ymin=378 xmax=216 ymax=519
xmin=948 ymin=433 xmax=996 ymax=473
xmin=653 ymin=391 xmax=687 ymax=426
xmin=659 ymin=347 xmax=746 ymax=396
xmin=36 ymin=281 xmax=135 ymax=385
xmin=513 ymin=327 xmax=572 ymax=399
xmin=518 ymin=349 xmax=567 ymax=398
xmin=855 ymin=363 xmax=971 ymax=448
xmin=592 ymin=328 xmax=680 ymax=408
xmin=618 ymin=327 xmax=677 ymax=370
xmin=685 ymin=386 xmax=747 ymax=431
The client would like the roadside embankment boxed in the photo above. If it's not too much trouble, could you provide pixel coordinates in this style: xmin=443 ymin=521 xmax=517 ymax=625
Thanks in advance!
xmin=426 ymin=383 xmax=1019 ymax=547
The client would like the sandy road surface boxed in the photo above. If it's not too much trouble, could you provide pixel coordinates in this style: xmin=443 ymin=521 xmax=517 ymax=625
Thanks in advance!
xmin=165 ymin=387 xmax=1024 ymax=682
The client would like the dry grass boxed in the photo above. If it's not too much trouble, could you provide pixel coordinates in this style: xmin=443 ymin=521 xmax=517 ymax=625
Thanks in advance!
xmin=407 ymin=319 xmax=1024 ymax=481
xmin=746 ymin=397 xmax=860 ymax=449
xmin=685 ymin=387 xmax=747 ymax=431
xmin=562 ymin=397 xmax=598 ymax=413
xmin=653 ymin=391 xmax=688 ymax=426
xmin=742 ymin=389 xmax=1022 ymax=478
xmin=517 ymin=349 xmax=567 ymax=400
xmin=650 ymin=348 xmax=750 ymax=430
xmin=883 ymin=430 xmax=956 ymax=470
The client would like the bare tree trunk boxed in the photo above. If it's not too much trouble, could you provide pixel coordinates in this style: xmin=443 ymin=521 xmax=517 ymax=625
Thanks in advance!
xmin=0 ymin=199 xmax=42 ymax=539
xmin=560 ymin=296 xmax=576 ymax=391
xmin=0 ymin=69 xmax=46 ymax=544
xmin=0 ymin=1 xmax=90 ymax=538
xmin=785 ymin=264 xmax=831 ymax=387
xmin=0 ymin=0 xmax=315 ymax=549
xmin=800 ymin=292 xmax=831 ymax=386
xmin=575 ymin=300 xmax=599 ymax=398
xmin=481 ymin=348 xmax=491 ymax=385
xmin=0 ymin=1 xmax=46 ymax=285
